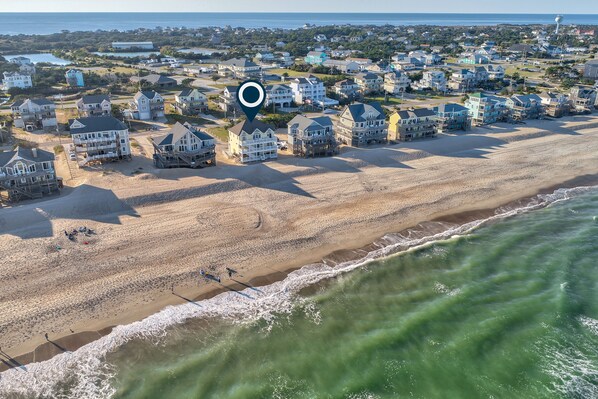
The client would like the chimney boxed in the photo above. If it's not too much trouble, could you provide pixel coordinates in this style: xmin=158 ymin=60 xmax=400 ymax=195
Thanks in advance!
xmin=32 ymin=148 xmax=38 ymax=158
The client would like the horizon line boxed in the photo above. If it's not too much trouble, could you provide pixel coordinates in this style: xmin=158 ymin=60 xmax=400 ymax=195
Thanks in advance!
xmin=0 ymin=11 xmax=591 ymax=15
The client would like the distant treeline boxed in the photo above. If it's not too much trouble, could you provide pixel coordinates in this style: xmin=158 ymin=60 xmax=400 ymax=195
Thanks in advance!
xmin=1 ymin=24 xmax=595 ymax=62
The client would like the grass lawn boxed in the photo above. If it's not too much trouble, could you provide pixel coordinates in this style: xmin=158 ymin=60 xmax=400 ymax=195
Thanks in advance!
xmin=267 ymin=68 xmax=333 ymax=80
xmin=92 ymin=66 xmax=138 ymax=76
xmin=207 ymin=126 xmax=229 ymax=142
xmin=365 ymin=96 xmax=403 ymax=106
xmin=208 ymin=83 xmax=231 ymax=90
xmin=207 ymin=101 xmax=226 ymax=119
xmin=505 ymin=67 xmax=544 ymax=79
xmin=165 ymin=113 xmax=216 ymax=126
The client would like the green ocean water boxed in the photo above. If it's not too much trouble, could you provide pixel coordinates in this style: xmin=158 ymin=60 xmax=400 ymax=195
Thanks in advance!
xmin=55 ymin=188 xmax=591 ymax=398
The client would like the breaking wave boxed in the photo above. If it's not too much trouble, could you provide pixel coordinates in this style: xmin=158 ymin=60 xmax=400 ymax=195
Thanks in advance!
xmin=0 ymin=185 xmax=595 ymax=398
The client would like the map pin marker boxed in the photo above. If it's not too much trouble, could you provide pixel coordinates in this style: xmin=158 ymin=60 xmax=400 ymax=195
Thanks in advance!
xmin=237 ymin=80 xmax=266 ymax=122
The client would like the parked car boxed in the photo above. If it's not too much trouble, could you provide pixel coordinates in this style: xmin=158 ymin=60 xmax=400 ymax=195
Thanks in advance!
xmin=277 ymin=141 xmax=288 ymax=150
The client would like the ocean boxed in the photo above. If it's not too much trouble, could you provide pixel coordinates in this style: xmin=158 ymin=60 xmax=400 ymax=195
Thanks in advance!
xmin=0 ymin=13 xmax=598 ymax=36
xmin=0 ymin=185 xmax=596 ymax=398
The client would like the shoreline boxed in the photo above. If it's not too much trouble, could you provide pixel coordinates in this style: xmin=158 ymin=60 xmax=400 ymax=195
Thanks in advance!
xmin=2 ymin=173 xmax=597 ymax=372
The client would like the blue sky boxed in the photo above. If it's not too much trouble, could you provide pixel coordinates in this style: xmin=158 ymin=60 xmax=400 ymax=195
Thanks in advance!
xmin=1 ymin=0 xmax=596 ymax=13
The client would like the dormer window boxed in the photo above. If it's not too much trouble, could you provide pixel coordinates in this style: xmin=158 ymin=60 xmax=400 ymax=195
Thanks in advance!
xmin=14 ymin=162 xmax=26 ymax=175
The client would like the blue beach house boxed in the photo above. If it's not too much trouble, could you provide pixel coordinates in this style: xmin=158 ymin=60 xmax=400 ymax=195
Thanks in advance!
xmin=304 ymin=51 xmax=328 ymax=65
xmin=65 ymin=69 xmax=84 ymax=87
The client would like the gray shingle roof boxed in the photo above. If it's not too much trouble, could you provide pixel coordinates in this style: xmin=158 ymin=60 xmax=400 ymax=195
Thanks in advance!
xmin=221 ymin=58 xmax=258 ymax=68
xmin=80 ymin=94 xmax=110 ymax=105
xmin=11 ymin=98 xmax=54 ymax=108
xmin=30 ymin=98 xmax=54 ymax=106
xmin=137 ymin=74 xmax=176 ymax=85
xmin=135 ymin=90 xmax=161 ymax=101
xmin=228 ymin=119 xmax=275 ymax=136
xmin=433 ymin=103 xmax=468 ymax=113
xmin=288 ymin=115 xmax=332 ymax=132
xmin=69 ymin=116 xmax=127 ymax=135
xmin=395 ymin=108 xmax=437 ymax=119
xmin=265 ymin=84 xmax=291 ymax=92
xmin=0 ymin=146 xmax=54 ymax=167
xmin=334 ymin=79 xmax=356 ymax=87
xmin=343 ymin=102 xmax=385 ymax=122
xmin=152 ymin=122 xmax=214 ymax=147
xmin=293 ymin=75 xmax=322 ymax=84
xmin=355 ymin=72 xmax=381 ymax=80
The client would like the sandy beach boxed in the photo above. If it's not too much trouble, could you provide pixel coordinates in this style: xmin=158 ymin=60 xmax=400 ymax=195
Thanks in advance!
xmin=1 ymin=115 xmax=598 ymax=369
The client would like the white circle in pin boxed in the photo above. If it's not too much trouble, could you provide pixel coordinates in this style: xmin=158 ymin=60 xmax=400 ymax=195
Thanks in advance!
xmin=238 ymin=82 xmax=265 ymax=108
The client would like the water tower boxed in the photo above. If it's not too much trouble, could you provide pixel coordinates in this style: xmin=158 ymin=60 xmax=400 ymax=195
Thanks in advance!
xmin=555 ymin=15 xmax=563 ymax=35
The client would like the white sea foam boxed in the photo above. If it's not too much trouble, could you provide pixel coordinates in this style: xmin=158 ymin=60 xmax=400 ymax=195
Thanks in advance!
xmin=543 ymin=340 xmax=598 ymax=398
xmin=0 ymin=185 xmax=595 ymax=398
xmin=579 ymin=315 xmax=598 ymax=336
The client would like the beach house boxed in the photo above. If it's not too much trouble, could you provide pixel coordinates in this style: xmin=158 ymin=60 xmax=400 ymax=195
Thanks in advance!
xmin=336 ymin=102 xmax=388 ymax=147
xmin=484 ymin=65 xmax=505 ymax=80
xmin=333 ymin=79 xmax=360 ymax=100
xmin=174 ymin=88 xmax=208 ymax=115
xmin=539 ymin=92 xmax=570 ymax=118
xmin=304 ymin=51 xmax=328 ymax=65
xmin=289 ymin=75 xmax=326 ymax=105
xmin=128 ymin=91 xmax=165 ymax=120
xmin=287 ymin=115 xmax=338 ymax=157
xmin=265 ymin=84 xmax=293 ymax=109
xmin=227 ymin=119 xmax=277 ymax=163
xmin=322 ymin=59 xmax=360 ymax=74
xmin=253 ymin=52 xmax=275 ymax=64
xmin=383 ymin=71 xmax=411 ymax=95
xmin=69 ymin=117 xmax=131 ymax=166
xmin=465 ymin=93 xmax=507 ymax=126
xmin=584 ymin=59 xmax=598 ymax=80
xmin=388 ymin=108 xmax=437 ymax=141
xmin=10 ymin=56 xmax=36 ymax=75
xmin=414 ymin=70 xmax=447 ymax=92
xmin=433 ymin=103 xmax=471 ymax=133
xmin=218 ymin=58 xmax=261 ymax=79
xmin=505 ymin=94 xmax=544 ymax=121
xmin=130 ymin=74 xmax=176 ymax=89
xmin=0 ymin=147 xmax=59 ymax=203
xmin=219 ymin=86 xmax=240 ymax=115
xmin=150 ymin=122 xmax=216 ymax=168
xmin=65 ymin=69 xmax=84 ymax=87
xmin=346 ymin=57 xmax=373 ymax=69
xmin=11 ymin=98 xmax=57 ymax=131
xmin=449 ymin=69 xmax=476 ymax=92
xmin=9 ymin=56 xmax=32 ymax=66
xmin=569 ymin=85 xmax=597 ymax=112
xmin=354 ymin=72 xmax=383 ymax=95
xmin=76 ymin=95 xmax=112 ymax=117
xmin=2 ymin=71 xmax=32 ymax=90
xmin=458 ymin=54 xmax=490 ymax=65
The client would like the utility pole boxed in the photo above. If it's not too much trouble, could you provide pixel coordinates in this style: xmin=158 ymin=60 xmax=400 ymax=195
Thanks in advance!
xmin=56 ymin=98 xmax=73 ymax=180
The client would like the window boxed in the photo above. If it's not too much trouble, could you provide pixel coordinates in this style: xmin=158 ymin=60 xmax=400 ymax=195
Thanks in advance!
xmin=14 ymin=162 xmax=26 ymax=175
xmin=29 ymin=164 xmax=36 ymax=173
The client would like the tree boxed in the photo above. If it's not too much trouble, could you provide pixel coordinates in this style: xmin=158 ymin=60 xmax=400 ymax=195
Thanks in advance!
xmin=111 ymin=104 xmax=124 ymax=120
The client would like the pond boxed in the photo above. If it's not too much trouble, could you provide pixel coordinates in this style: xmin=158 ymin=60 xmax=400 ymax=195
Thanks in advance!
xmin=4 ymin=53 xmax=71 ymax=65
